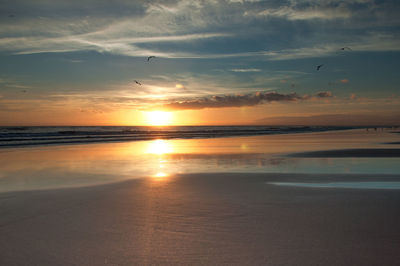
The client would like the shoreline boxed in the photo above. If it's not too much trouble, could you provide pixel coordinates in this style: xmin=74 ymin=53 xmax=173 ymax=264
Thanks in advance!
xmin=2 ymin=171 xmax=400 ymax=195
xmin=0 ymin=126 xmax=357 ymax=149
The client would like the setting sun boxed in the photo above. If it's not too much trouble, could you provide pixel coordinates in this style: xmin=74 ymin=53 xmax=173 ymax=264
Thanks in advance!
xmin=145 ymin=111 xmax=173 ymax=126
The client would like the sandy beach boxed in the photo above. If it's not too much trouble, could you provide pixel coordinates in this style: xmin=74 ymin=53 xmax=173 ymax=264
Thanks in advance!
xmin=1 ymin=173 xmax=400 ymax=265
xmin=1 ymin=129 xmax=400 ymax=265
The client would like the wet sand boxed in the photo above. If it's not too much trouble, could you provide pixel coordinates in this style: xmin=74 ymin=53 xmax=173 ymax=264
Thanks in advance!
xmin=1 ymin=173 xmax=400 ymax=266
xmin=1 ymin=129 xmax=400 ymax=265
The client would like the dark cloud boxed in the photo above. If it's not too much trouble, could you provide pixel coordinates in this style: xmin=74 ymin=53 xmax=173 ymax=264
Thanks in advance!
xmin=160 ymin=91 xmax=333 ymax=110
xmin=314 ymin=91 xmax=333 ymax=98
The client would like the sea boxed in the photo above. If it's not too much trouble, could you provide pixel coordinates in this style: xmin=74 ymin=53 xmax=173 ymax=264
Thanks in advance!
xmin=0 ymin=125 xmax=355 ymax=147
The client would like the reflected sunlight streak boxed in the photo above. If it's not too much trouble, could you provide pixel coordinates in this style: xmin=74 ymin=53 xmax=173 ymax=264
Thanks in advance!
xmin=145 ymin=139 xmax=174 ymax=155
xmin=146 ymin=139 xmax=173 ymax=180
xmin=154 ymin=172 xmax=168 ymax=178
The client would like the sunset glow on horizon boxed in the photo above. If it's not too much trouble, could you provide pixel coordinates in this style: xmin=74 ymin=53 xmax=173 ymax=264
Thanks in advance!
xmin=0 ymin=0 xmax=399 ymax=126
xmin=145 ymin=111 xmax=173 ymax=126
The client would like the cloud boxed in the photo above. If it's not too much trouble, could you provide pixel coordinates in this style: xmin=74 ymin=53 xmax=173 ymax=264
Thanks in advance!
xmin=313 ymin=91 xmax=333 ymax=98
xmin=260 ymin=33 xmax=400 ymax=60
xmin=0 ymin=32 xmax=231 ymax=58
xmin=229 ymin=0 xmax=263 ymax=3
xmin=230 ymin=68 xmax=261 ymax=72
xmin=0 ymin=76 xmax=32 ymax=90
xmin=158 ymin=91 xmax=333 ymax=110
xmin=261 ymin=45 xmax=338 ymax=60
xmin=65 ymin=59 xmax=84 ymax=63
xmin=147 ymin=72 xmax=274 ymax=95
xmin=5 ymin=31 xmax=398 ymax=60
xmin=255 ymin=5 xmax=351 ymax=21
xmin=0 ymin=0 xmax=398 ymax=60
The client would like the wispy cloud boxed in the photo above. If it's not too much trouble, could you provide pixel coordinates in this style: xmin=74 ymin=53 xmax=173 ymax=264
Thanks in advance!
xmin=0 ymin=0 xmax=398 ymax=59
xmin=0 ymin=32 xmax=231 ymax=57
xmin=230 ymin=68 xmax=261 ymax=72
xmin=0 ymin=77 xmax=32 ymax=90
xmin=5 ymin=32 xmax=398 ymax=60
xmin=254 ymin=6 xmax=351 ymax=20
xmin=259 ymin=33 xmax=400 ymax=60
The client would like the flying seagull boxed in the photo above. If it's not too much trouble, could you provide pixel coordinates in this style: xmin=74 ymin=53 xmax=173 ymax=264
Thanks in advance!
xmin=134 ymin=80 xmax=142 ymax=85
xmin=147 ymin=56 xmax=155 ymax=62
xmin=316 ymin=64 xmax=324 ymax=71
xmin=340 ymin=46 xmax=352 ymax=51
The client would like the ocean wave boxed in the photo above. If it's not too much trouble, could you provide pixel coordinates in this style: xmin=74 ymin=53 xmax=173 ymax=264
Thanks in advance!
xmin=0 ymin=126 xmax=354 ymax=148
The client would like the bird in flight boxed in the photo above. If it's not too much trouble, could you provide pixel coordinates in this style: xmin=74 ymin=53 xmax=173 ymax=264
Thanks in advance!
xmin=134 ymin=80 xmax=142 ymax=85
xmin=316 ymin=64 xmax=324 ymax=71
xmin=340 ymin=46 xmax=352 ymax=51
xmin=147 ymin=56 xmax=156 ymax=62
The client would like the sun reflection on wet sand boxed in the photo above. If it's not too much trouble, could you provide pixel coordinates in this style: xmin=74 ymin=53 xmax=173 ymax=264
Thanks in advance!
xmin=154 ymin=172 xmax=168 ymax=177
xmin=144 ymin=139 xmax=174 ymax=179
xmin=1 ymin=129 xmax=400 ymax=192
xmin=151 ymin=172 xmax=170 ymax=181
xmin=145 ymin=139 xmax=174 ymax=155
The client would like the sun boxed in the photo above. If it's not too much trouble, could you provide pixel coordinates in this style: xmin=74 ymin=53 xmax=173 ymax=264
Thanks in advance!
xmin=145 ymin=111 xmax=173 ymax=126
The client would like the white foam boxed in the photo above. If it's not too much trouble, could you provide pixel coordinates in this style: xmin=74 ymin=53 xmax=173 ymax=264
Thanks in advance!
xmin=268 ymin=181 xmax=400 ymax=189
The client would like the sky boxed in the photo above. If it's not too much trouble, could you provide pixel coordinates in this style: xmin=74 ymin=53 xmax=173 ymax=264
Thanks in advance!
xmin=0 ymin=0 xmax=399 ymax=126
